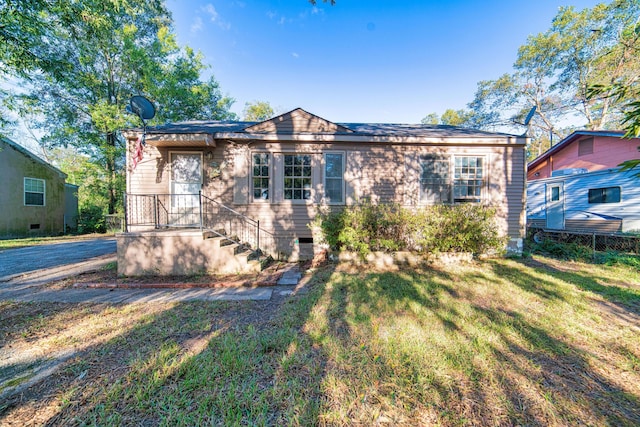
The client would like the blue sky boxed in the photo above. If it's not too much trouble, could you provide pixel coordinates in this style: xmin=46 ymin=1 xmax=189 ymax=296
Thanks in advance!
xmin=167 ymin=0 xmax=602 ymax=124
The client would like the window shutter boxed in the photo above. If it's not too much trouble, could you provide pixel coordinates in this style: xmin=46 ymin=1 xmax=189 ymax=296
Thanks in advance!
xmin=233 ymin=149 xmax=249 ymax=204
xmin=404 ymin=152 xmax=420 ymax=206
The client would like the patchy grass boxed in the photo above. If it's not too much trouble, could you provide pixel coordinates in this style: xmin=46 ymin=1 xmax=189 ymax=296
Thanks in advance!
xmin=0 ymin=234 xmax=112 ymax=251
xmin=1 ymin=256 xmax=639 ymax=426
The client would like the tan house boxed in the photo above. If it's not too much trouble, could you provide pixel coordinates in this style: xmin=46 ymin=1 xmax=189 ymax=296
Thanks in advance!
xmin=0 ymin=137 xmax=78 ymax=237
xmin=119 ymin=108 xmax=527 ymax=274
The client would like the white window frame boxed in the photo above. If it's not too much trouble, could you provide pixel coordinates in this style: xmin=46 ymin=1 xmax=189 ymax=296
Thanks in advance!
xmin=251 ymin=152 xmax=271 ymax=203
xmin=452 ymin=155 xmax=486 ymax=203
xmin=323 ymin=151 xmax=345 ymax=205
xmin=24 ymin=177 xmax=46 ymax=206
xmin=282 ymin=153 xmax=313 ymax=203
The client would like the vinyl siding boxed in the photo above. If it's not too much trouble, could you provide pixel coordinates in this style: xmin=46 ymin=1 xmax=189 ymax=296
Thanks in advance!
xmin=126 ymin=137 xmax=526 ymax=255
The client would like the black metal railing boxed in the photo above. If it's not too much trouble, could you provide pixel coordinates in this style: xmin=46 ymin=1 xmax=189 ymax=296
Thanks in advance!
xmin=124 ymin=192 xmax=265 ymax=252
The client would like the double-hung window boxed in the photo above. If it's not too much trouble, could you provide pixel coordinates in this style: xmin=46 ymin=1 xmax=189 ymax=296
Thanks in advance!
xmin=324 ymin=153 xmax=344 ymax=204
xmin=420 ymin=155 xmax=451 ymax=203
xmin=284 ymin=154 xmax=312 ymax=200
xmin=453 ymin=156 xmax=484 ymax=202
xmin=252 ymin=153 xmax=270 ymax=200
xmin=24 ymin=177 xmax=45 ymax=206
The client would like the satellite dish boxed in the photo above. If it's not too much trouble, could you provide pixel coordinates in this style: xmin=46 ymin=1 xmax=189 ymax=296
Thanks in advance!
xmin=128 ymin=95 xmax=156 ymax=122
xmin=523 ymin=105 xmax=537 ymax=126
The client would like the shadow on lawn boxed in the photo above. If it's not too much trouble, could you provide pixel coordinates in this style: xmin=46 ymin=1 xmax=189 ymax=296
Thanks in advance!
xmin=0 ymin=264 xmax=337 ymax=426
xmin=316 ymin=260 xmax=640 ymax=425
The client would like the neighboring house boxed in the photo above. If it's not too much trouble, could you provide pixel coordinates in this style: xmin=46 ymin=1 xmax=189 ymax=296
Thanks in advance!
xmin=0 ymin=137 xmax=78 ymax=237
xmin=527 ymin=130 xmax=638 ymax=180
xmin=119 ymin=108 xmax=527 ymax=274
xmin=526 ymin=130 xmax=640 ymax=233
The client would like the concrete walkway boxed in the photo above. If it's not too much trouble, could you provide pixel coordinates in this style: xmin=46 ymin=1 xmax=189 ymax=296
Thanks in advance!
xmin=0 ymin=254 xmax=311 ymax=303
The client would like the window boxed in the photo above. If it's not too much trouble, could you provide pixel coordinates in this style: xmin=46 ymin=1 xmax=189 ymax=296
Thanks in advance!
xmin=284 ymin=154 xmax=312 ymax=200
xmin=24 ymin=177 xmax=45 ymax=206
xmin=252 ymin=153 xmax=270 ymax=200
xmin=420 ymin=155 xmax=451 ymax=203
xmin=550 ymin=186 xmax=560 ymax=201
xmin=324 ymin=153 xmax=344 ymax=203
xmin=588 ymin=187 xmax=620 ymax=204
xmin=453 ymin=156 xmax=484 ymax=202
xmin=578 ymin=137 xmax=594 ymax=156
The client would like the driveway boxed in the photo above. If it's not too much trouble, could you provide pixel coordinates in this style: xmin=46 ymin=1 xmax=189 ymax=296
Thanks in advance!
xmin=0 ymin=238 xmax=116 ymax=280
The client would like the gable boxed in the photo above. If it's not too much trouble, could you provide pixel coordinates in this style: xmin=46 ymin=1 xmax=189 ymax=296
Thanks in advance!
xmin=243 ymin=108 xmax=353 ymax=134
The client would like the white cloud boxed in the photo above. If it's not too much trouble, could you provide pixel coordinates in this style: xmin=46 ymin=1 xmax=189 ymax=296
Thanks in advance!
xmin=278 ymin=16 xmax=286 ymax=25
xmin=266 ymin=10 xmax=277 ymax=20
xmin=292 ymin=52 xmax=299 ymax=58
xmin=201 ymin=4 xmax=231 ymax=30
xmin=203 ymin=4 xmax=219 ymax=22
xmin=190 ymin=16 xmax=203 ymax=33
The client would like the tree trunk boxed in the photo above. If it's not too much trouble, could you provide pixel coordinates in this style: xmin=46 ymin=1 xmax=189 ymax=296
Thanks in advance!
xmin=106 ymin=132 xmax=117 ymax=215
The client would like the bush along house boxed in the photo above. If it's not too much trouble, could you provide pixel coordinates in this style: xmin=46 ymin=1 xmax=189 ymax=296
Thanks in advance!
xmin=118 ymin=108 xmax=527 ymax=275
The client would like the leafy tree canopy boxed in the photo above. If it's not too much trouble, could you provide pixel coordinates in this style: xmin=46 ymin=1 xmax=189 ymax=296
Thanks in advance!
xmin=243 ymin=101 xmax=276 ymax=121
xmin=0 ymin=0 xmax=236 ymax=214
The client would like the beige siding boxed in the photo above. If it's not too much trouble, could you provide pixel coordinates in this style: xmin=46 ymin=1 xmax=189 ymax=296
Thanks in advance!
xmin=245 ymin=109 xmax=351 ymax=134
xmin=0 ymin=140 xmax=66 ymax=237
xmin=126 ymin=136 xmax=526 ymax=256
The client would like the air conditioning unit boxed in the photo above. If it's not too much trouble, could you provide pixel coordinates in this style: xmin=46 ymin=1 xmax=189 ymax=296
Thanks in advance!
xmin=551 ymin=168 xmax=588 ymax=177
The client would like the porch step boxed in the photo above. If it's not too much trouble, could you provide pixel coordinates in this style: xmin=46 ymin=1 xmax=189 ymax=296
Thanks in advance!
xmin=117 ymin=229 xmax=264 ymax=276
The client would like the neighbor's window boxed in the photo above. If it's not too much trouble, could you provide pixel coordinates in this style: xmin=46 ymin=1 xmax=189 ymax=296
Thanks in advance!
xmin=24 ymin=177 xmax=45 ymax=206
xmin=284 ymin=154 xmax=312 ymax=200
xmin=324 ymin=153 xmax=344 ymax=203
xmin=453 ymin=156 xmax=484 ymax=202
xmin=252 ymin=153 xmax=270 ymax=200
xmin=420 ymin=154 xmax=451 ymax=203
xmin=578 ymin=137 xmax=594 ymax=156
xmin=588 ymin=187 xmax=620 ymax=204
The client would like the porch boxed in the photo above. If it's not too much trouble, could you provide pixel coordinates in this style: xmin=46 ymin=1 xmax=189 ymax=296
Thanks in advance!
xmin=119 ymin=192 xmax=275 ymax=276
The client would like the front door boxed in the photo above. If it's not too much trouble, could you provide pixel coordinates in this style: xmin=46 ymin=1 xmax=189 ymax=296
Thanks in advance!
xmin=170 ymin=152 xmax=202 ymax=226
xmin=545 ymin=182 xmax=564 ymax=230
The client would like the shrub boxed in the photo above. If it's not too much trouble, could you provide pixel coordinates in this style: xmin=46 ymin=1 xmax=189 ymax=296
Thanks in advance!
xmin=313 ymin=201 xmax=506 ymax=257
xmin=78 ymin=205 xmax=106 ymax=234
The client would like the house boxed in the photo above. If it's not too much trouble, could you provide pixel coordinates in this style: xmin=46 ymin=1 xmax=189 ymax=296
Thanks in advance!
xmin=0 ymin=137 xmax=78 ymax=237
xmin=118 ymin=108 xmax=527 ymax=275
xmin=526 ymin=130 xmax=640 ymax=233
xmin=527 ymin=130 xmax=638 ymax=180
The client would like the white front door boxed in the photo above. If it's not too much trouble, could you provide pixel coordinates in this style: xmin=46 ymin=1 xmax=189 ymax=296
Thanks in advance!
xmin=545 ymin=182 xmax=565 ymax=230
xmin=170 ymin=152 xmax=202 ymax=226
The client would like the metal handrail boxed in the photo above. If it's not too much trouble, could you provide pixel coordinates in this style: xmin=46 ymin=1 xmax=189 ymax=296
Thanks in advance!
xmin=124 ymin=192 xmax=262 ymax=252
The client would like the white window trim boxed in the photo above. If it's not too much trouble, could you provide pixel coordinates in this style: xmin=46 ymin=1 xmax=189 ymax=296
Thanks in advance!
xmin=278 ymin=153 xmax=316 ymax=205
xmin=452 ymin=154 xmax=487 ymax=203
xmin=24 ymin=177 xmax=46 ymax=207
xmin=417 ymin=154 xmax=488 ymax=205
xmin=251 ymin=151 xmax=272 ymax=203
xmin=323 ymin=151 xmax=346 ymax=205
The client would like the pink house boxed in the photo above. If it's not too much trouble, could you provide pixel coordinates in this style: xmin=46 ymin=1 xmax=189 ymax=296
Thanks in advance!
xmin=527 ymin=131 xmax=639 ymax=180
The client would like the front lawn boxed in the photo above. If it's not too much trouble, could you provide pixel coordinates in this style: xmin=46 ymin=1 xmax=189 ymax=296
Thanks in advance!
xmin=1 ymin=256 xmax=639 ymax=425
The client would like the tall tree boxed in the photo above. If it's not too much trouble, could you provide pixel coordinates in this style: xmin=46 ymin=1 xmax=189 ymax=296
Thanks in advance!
xmin=1 ymin=0 xmax=235 ymax=214
xmin=243 ymin=101 xmax=275 ymax=121
xmin=467 ymin=0 xmax=640 ymax=157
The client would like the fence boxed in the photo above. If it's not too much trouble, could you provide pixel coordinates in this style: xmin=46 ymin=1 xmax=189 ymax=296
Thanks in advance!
xmin=529 ymin=228 xmax=640 ymax=255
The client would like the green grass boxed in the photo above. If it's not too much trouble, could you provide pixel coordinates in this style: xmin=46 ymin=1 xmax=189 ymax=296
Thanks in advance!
xmin=0 ymin=233 xmax=112 ymax=250
xmin=1 ymin=256 xmax=639 ymax=426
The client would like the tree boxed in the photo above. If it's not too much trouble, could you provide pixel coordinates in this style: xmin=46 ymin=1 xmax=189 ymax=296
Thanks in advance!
xmin=1 ymin=0 xmax=235 ymax=215
xmin=421 ymin=109 xmax=474 ymax=127
xmin=243 ymin=101 xmax=275 ymax=121
xmin=467 ymin=0 xmax=640 ymax=157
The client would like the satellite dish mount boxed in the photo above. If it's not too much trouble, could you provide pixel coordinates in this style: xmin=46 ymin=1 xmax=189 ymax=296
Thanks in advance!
xmin=518 ymin=105 xmax=537 ymax=137
xmin=126 ymin=95 xmax=156 ymax=142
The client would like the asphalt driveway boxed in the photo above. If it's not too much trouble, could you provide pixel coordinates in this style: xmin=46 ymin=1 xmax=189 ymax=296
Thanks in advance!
xmin=0 ymin=238 xmax=116 ymax=280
